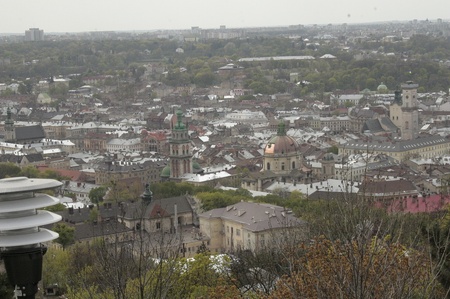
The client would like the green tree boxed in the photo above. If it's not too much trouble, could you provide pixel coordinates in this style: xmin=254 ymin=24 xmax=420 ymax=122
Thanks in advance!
xmin=89 ymin=206 xmax=99 ymax=223
xmin=89 ymin=186 xmax=107 ymax=206
xmin=42 ymin=248 xmax=72 ymax=294
xmin=0 ymin=272 xmax=12 ymax=299
xmin=196 ymin=190 xmax=244 ymax=211
xmin=39 ymin=169 xmax=65 ymax=180
xmin=52 ymin=222 xmax=75 ymax=250
xmin=327 ymin=145 xmax=339 ymax=155
xmin=0 ymin=88 xmax=15 ymax=96
xmin=19 ymin=165 xmax=40 ymax=178
xmin=48 ymin=82 xmax=69 ymax=99
xmin=69 ymin=76 xmax=83 ymax=89
xmin=194 ymin=69 xmax=216 ymax=87
xmin=18 ymin=81 xmax=33 ymax=95
xmin=43 ymin=203 xmax=66 ymax=212
xmin=0 ymin=162 xmax=21 ymax=179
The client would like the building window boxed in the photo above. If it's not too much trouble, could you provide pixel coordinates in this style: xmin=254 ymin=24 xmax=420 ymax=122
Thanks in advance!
xmin=226 ymin=226 xmax=229 ymax=233
xmin=236 ymin=229 xmax=241 ymax=236
xmin=156 ymin=222 xmax=161 ymax=230
xmin=267 ymin=162 xmax=270 ymax=170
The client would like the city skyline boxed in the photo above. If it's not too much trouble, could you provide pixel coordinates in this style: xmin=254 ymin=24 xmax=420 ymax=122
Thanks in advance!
xmin=2 ymin=0 xmax=449 ymax=34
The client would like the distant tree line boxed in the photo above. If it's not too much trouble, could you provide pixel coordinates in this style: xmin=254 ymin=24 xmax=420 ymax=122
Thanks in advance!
xmin=0 ymin=35 xmax=449 ymax=93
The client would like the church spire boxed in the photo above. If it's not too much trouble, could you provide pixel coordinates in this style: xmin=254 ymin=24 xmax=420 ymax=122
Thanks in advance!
xmin=394 ymin=90 xmax=402 ymax=105
xmin=174 ymin=110 xmax=185 ymax=130
xmin=5 ymin=107 xmax=13 ymax=126
xmin=141 ymin=183 xmax=153 ymax=204
xmin=277 ymin=121 xmax=286 ymax=136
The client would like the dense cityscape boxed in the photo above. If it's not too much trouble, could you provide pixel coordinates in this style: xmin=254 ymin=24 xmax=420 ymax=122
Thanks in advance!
xmin=1 ymin=18 xmax=450 ymax=298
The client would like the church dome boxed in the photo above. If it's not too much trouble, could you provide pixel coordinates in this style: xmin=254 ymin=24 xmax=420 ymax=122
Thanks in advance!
xmin=377 ymin=82 xmax=388 ymax=93
xmin=192 ymin=161 xmax=202 ymax=173
xmin=160 ymin=165 xmax=170 ymax=178
xmin=264 ymin=122 xmax=299 ymax=155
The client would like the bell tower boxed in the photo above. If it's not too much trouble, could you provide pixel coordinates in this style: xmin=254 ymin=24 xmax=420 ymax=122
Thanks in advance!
xmin=4 ymin=107 xmax=15 ymax=142
xmin=169 ymin=110 xmax=192 ymax=179
xmin=389 ymin=82 xmax=419 ymax=140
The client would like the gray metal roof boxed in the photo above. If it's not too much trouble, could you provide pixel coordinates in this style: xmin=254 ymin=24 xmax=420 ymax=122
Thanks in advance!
xmin=342 ymin=135 xmax=449 ymax=152
xmin=199 ymin=202 xmax=305 ymax=232
xmin=15 ymin=125 xmax=45 ymax=141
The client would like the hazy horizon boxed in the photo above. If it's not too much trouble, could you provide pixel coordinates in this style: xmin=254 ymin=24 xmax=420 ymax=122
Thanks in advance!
xmin=3 ymin=0 xmax=449 ymax=34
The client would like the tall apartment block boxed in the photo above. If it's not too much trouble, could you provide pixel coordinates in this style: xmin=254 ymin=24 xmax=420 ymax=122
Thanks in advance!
xmin=25 ymin=28 xmax=44 ymax=41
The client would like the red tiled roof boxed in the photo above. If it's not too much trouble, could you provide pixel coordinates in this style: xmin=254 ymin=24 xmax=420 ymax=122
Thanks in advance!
xmin=142 ymin=130 xmax=168 ymax=141
xmin=36 ymin=166 xmax=85 ymax=182
xmin=149 ymin=204 xmax=169 ymax=218
xmin=361 ymin=179 xmax=418 ymax=194
xmin=375 ymin=194 xmax=450 ymax=213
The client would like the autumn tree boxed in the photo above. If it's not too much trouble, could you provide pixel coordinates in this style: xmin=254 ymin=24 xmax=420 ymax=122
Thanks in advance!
xmin=266 ymin=236 xmax=442 ymax=299
xmin=423 ymin=207 xmax=450 ymax=294
xmin=65 ymin=197 xmax=186 ymax=299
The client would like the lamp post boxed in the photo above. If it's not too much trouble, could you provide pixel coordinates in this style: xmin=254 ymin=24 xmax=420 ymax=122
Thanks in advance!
xmin=0 ymin=177 xmax=62 ymax=299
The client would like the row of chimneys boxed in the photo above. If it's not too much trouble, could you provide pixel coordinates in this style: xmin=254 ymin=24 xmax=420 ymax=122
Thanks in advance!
xmin=67 ymin=203 xmax=111 ymax=215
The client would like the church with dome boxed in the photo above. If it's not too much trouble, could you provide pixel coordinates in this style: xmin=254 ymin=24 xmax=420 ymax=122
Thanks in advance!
xmin=263 ymin=121 xmax=302 ymax=174
xmin=242 ymin=121 xmax=309 ymax=191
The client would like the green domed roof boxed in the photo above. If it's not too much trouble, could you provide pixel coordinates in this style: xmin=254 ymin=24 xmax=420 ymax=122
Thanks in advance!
xmin=193 ymin=161 xmax=201 ymax=170
xmin=377 ymin=82 xmax=388 ymax=92
xmin=161 ymin=165 xmax=171 ymax=178
xmin=174 ymin=110 xmax=186 ymax=130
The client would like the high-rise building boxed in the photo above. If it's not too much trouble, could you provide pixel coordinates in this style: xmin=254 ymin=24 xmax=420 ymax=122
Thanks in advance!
xmin=25 ymin=28 xmax=44 ymax=41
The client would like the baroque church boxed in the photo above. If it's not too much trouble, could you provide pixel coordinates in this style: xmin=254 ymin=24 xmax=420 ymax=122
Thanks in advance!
xmin=262 ymin=121 xmax=302 ymax=174
xmin=242 ymin=121 xmax=309 ymax=191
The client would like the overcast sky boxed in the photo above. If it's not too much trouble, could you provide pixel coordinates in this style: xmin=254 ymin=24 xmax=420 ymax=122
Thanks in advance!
xmin=3 ymin=0 xmax=449 ymax=33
